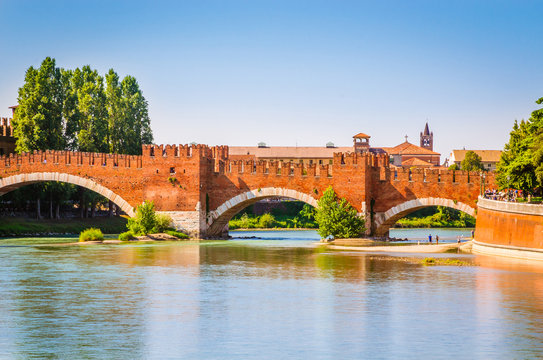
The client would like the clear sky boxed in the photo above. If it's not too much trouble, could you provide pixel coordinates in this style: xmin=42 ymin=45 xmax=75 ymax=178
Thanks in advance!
xmin=1 ymin=0 xmax=542 ymax=160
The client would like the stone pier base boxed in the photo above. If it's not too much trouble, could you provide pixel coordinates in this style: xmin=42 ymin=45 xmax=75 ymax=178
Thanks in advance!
xmin=158 ymin=210 xmax=205 ymax=238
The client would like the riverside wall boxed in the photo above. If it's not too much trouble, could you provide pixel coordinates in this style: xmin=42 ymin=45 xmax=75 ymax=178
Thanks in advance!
xmin=473 ymin=197 xmax=543 ymax=260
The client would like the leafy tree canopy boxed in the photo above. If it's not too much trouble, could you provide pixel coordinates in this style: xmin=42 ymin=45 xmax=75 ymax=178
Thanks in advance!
xmin=461 ymin=151 xmax=484 ymax=172
xmin=314 ymin=186 xmax=365 ymax=239
xmin=13 ymin=57 xmax=153 ymax=155
xmin=448 ymin=163 xmax=459 ymax=171
xmin=497 ymin=96 xmax=543 ymax=194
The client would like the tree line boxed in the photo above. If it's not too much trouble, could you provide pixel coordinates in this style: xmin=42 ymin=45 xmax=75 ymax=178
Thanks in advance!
xmin=2 ymin=57 xmax=154 ymax=219
xmin=496 ymin=97 xmax=543 ymax=195
xmin=13 ymin=57 xmax=153 ymax=155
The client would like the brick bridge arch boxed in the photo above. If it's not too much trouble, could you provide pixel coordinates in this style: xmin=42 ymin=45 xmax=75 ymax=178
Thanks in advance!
xmin=373 ymin=197 xmax=476 ymax=236
xmin=0 ymin=146 xmax=495 ymax=237
xmin=0 ymin=172 xmax=135 ymax=217
xmin=206 ymin=187 xmax=318 ymax=237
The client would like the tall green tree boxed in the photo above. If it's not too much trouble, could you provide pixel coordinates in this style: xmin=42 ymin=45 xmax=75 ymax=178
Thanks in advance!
xmin=496 ymin=96 xmax=543 ymax=193
xmin=531 ymin=97 xmax=543 ymax=185
xmin=106 ymin=70 xmax=153 ymax=155
xmin=461 ymin=151 xmax=484 ymax=172
xmin=314 ymin=186 xmax=365 ymax=239
xmin=496 ymin=119 xmax=538 ymax=193
xmin=70 ymin=66 xmax=108 ymax=152
xmin=13 ymin=57 xmax=66 ymax=152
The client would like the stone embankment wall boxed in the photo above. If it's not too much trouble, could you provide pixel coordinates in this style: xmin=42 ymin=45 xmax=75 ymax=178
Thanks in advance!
xmin=474 ymin=197 xmax=543 ymax=260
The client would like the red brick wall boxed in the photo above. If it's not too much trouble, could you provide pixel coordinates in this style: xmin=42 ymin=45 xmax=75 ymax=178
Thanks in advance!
xmin=475 ymin=199 xmax=543 ymax=250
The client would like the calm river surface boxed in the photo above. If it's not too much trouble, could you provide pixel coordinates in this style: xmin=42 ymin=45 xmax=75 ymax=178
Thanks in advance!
xmin=1 ymin=229 xmax=543 ymax=359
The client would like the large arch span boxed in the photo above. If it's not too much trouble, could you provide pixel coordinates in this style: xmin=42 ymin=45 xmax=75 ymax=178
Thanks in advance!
xmin=374 ymin=197 xmax=476 ymax=236
xmin=0 ymin=172 xmax=135 ymax=217
xmin=206 ymin=187 xmax=318 ymax=237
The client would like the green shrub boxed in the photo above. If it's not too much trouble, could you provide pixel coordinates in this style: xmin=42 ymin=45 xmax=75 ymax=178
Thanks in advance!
xmin=258 ymin=213 xmax=276 ymax=228
xmin=127 ymin=218 xmax=145 ymax=235
xmin=127 ymin=201 xmax=157 ymax=235
xmin=119 ymin=231 xmax=136 ymax=241
xmin=165 ymin=230 xmax=189 ymax=239
xmin=314 ymin=186 xmax=365 ymax=239
xmin=79 ymin=228 xmax=104 ymax=242
xmin=153 ymin=213 xmax=173 ymax=233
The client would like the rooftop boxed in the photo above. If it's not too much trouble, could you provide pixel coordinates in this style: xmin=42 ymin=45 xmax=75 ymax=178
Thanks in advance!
xmin=382 ymin=141 xmax=440 ymax=156
xmin=229 ymin=146 xmax=353 ymax=159
xmin=353 ymin=132 xmax=371 ymax=139
xmin=451 ymin=149 xmax=502 ymax=163
xmin=401 ymin=157 xmax=435 ymax=167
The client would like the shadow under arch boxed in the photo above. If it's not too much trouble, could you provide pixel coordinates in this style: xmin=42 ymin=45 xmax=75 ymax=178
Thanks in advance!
xmin=374 ymin=197 xmax=476 ymax=236
xmin=207 ymin=187 xmax=318 ymax=237
xmin=0 ymin=172 xmax=135 ymax=217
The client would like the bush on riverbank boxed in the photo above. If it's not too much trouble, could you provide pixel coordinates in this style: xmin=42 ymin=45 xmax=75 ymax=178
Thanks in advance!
xmin=127 ymin=201 xmax=174 ymax=235
xmin=314 ymin=186 xmax=365 ymax=239
xmin=119 ymin=230 xmax=136 ymax=241
xmin=0 ymin=216 xmax=128 ymax=237
xmin=79 ymin=228 xmax=104 ymax=242
xmin=165 ymin=230 xmax=189 ymax=239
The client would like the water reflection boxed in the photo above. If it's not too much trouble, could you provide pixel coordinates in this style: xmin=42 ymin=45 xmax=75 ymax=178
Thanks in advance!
xmin=0 ymin=231 xmax=542 ymax=359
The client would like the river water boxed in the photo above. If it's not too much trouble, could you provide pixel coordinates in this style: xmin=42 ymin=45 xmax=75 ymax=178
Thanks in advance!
xmin=1 ymin=229 xmax=542 ymax=359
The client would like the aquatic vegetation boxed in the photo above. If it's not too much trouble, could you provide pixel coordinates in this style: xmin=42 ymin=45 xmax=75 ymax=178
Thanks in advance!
xmin=79 ymin=228 xmax=104 ymax=242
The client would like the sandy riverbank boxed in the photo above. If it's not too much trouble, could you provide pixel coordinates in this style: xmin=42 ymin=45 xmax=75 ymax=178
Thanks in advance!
xmin=325 ymin=241 xmax=473 ymax=253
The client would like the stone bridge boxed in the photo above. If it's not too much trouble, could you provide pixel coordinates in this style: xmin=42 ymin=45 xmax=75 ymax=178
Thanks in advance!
xmin=0 ymin=144 xmax=494 ymax=237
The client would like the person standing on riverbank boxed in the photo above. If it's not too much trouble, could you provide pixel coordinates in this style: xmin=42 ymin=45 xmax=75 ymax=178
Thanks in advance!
xmin=436 ymin=235 xmax=439 ymax=245
xmin=428 ymin=234 xmax=432 ymax=243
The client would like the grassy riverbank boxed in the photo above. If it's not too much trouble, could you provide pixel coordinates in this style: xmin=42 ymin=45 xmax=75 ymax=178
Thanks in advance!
xmin=393 ymin=206 xmax=475 ymax=229
xmin=229 ymin=201 xmax=317 ymax=230
xmin=229 ymin=213 xmax=317 ymax=230
xmin=0 ymin=216 xmax=128 ymax=237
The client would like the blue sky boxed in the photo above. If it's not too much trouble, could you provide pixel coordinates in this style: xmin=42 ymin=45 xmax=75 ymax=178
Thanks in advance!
xmin=1 ymin=0 xmax=542 ymax=160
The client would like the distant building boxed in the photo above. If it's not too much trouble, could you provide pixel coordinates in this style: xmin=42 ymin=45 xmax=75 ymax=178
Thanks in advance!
xmin=382 ymin=138 xmax=441 ymax=167
xmin=229 ymin=144 xmax=352 ymax=165
xmin=229 ymin=123 xmax=441 ymax=167
xmin=449 ymin=150 xmax=502 ymax=171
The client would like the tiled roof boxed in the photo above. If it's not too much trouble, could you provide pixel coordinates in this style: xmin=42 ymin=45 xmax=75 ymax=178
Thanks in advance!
xmin=353 ymin=132 xmax=371 ymax=139
xmin=229 ymin=146 xmax=353 ymax=159
xmin=451 ymin=150 xmax=502 ymax=163
xmin=401 ymin=158 xmax=435 ymax=167
xmin=382 ymin=141 xmax=440 ymax=155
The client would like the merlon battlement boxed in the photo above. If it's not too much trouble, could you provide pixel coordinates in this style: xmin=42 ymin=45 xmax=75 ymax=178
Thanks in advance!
xmin=142 ymin=144 xmax=229 ymax=159
xmin=0 ymin=150 xmax=142 ymax=168
xmin=0 ymin=118 xmax=13 ymax=137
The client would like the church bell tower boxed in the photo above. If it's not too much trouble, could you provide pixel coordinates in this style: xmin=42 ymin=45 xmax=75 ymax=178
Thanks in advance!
xmin=420 ymin=122 xmax=433 ymax=151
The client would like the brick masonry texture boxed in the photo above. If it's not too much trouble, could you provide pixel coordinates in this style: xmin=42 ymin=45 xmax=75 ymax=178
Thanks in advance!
xmin=475 ymin=197 xmax=543 ymax=252
xmin=0 ymin=144 xmax=495 ymax=237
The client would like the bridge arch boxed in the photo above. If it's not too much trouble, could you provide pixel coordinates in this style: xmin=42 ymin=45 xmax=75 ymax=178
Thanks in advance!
xmin=206 ymin=187 xmax=318 ymax=237
xmin=374 ymin=197 xmax=476 ymax=236
xmin=0 ymin=172 xmax=135 ymax=217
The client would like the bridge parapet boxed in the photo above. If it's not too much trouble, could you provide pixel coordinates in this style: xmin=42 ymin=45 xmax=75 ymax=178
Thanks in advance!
xmin=0 ymin=150 xmax=143 ymax=169
xmin=141 ymin=144 xmax=229 ymax=160
xmin=215 ymin=159 xmax=333 ymax=178
xmin=386 ymin=167 xmax=487 ymax=185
